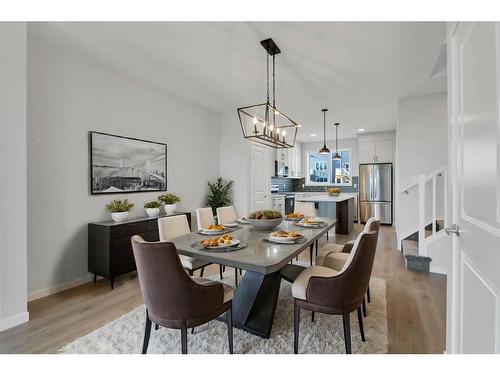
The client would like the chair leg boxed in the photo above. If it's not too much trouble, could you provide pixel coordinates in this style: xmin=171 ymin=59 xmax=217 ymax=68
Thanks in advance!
xmin=227 ymin=305 xmax=234 ymax=354
xmin=239 ymin=269 xmax=242 ymax=276
xmin=309 ymin=244 xmax=314 ymax=266
xmin=367 ymin=286 xmax=371 ymax=303
xmin=154 ymin=323 xmax=159 ymax=330
xmin=362 ymin=297 xmax=367 ymax=317
xmin=191 ymin=327 xmax=195 ymax=334
xmin=315 ymin=240 xmax=318 ymax=257
xmin=294 ymin=300 xmax=300 ymax=354
xmin=188 ymin=269 xmax=193 ymax=276
xmin=326 ymin=231 xmax=329 ymax=241
xmin=357 ymin=307 xmax=366 ymax=342
xmin=234 ymin=268 xmax=238 ymax=287
xmin=200 ymin=267 xmax=205 ymax=277
xmin=342 ymin=312 xmax=352 ymax=354
xmin=311 ymin=311 xmax=315 ymax=322
xmin=180 ymin=327 xmax=188 ymax=354
xmin=93 ymin=274 xmax=97 ymax=284
xmin=219 ymin=264 xmax=224 ymax=280
xmin=142 ymin=309 xmax=152 ymax=354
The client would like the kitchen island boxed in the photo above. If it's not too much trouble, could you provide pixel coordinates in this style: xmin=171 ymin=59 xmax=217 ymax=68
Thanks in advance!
xmin=295 ymin=193 xmax=356 ymax=235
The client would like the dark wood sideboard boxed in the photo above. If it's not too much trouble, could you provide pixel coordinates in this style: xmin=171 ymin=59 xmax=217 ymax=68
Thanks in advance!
xmin=88 ymin=212 xmax=191 ymax=289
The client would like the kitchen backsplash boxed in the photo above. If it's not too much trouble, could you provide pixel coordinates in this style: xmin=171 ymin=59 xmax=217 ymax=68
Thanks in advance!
xmin=271 ymin=177 xmax=294 ymax=192
xmin=271 ymin=176 xmax=359 ymax=193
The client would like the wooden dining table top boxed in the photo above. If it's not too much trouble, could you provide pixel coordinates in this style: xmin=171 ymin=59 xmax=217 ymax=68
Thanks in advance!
xmin=170 ymin=218 xmax=336 ymax=274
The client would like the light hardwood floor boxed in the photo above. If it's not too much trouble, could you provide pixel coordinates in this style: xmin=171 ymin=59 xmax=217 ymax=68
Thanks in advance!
xmin=0 ymin=225 xmax=446 ymax=353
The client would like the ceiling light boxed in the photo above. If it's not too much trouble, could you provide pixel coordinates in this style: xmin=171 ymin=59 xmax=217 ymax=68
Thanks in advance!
xmin=318 ymin=109 xmax=331 ymax=154
xmin=310 ymin=133 xmax=317 ymax=137
xmin=333 ymin=122 xmax=342 ymax=160
xmin=237 ymin=38 xmax=299 ymax=149
xmin=358 ymin=128 xmax=365 ymax=132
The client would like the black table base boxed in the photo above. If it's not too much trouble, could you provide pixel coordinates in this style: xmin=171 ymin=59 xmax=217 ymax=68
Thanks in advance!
xmin=229 ymin=270 xmax=282 ymax=339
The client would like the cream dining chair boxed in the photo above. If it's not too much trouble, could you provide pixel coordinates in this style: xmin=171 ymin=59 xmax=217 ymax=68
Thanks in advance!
xmin=215 ymin=206 xmax=242 ymax=286
xmin=158 ymin=215 xmax=211 ymax=277
xmin=196 ymin=207 xmax=224 ymax=280
xmin=216 ymin=206 xmax=238 ymax=225
xmin=294 ymin=201 xmax=324 ymax=265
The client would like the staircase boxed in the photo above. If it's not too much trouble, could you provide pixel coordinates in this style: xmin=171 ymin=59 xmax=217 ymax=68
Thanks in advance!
xmin=401 ymin=221 xmax=444 ymax=272
xmin=398 ymin=167 xmax=449 ymax=273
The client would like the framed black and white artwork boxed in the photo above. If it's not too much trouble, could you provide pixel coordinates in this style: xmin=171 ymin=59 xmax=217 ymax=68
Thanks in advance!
xmin=90 ymin=131 xmax=167 ymax=194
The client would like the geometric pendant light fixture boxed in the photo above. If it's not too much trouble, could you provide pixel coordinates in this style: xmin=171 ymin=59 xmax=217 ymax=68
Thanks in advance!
xmin=332 ymin=122 xmax=342 ymax=160
xmin=318 ymin=108 xmax=331 ymax=154
xmin=237 ymin=38 xmax=300 ymax=149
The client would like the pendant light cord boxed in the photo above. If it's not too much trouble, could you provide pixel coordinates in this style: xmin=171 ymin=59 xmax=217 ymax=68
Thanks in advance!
xmin=323 ymin=110 xmax=327 ymax=147
xmin=266 ymin=52 xmax=270 ymax=104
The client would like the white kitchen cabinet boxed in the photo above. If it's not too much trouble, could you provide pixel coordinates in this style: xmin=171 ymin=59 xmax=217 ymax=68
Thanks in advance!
xmin=277 ymin=143 xmax=302 ymax=178
xmin=358 ymin=139 xmax=393 ymax=163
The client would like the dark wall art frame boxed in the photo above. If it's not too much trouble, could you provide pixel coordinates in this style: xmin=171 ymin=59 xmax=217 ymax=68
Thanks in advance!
xmin=89 ymin=131 xmax=167 ymax=195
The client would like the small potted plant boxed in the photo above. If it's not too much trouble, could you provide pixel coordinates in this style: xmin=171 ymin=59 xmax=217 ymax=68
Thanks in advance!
xmin=158 ymin=193 xmax=180 ymax=215
xmin=106 ymin=199 xmax=134 ymax=222
xmin=144 ymin=201 xmax=161 ymax=218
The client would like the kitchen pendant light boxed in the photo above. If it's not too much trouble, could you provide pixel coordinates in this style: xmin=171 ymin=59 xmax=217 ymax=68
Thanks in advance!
xmin=332 ymin=122 xmax=342 ymax=160
xmin=237 ymin=38 xmax=299 ymax=149
xmin=318 ymin=109 xmax=331 ymax=154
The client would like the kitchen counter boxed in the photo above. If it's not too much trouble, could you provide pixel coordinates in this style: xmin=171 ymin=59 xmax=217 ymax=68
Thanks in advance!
xmin=295 ymin=193 xmax=357 ymax=203
xmin=295 ymin=193 xmax=355 ymax=235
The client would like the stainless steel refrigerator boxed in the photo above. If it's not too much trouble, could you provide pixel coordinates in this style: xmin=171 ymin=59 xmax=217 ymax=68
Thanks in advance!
xmin=359 ymin=163 xmax=392 ymax=224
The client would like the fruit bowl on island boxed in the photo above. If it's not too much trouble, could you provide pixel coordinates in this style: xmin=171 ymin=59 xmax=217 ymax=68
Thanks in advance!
xmin=247 ymin=210 xmax=283 ymax=230
xmin=327 ymin=187 xmax=341 ymax=197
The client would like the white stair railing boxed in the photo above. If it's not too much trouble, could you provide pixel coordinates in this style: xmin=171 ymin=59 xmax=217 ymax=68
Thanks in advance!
xmin=400 ymin=166 xmax=448 ymax=257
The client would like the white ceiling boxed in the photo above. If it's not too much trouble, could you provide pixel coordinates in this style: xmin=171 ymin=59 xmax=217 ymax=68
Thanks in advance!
xmin=29 ymin=22 xmax=446 ymax=141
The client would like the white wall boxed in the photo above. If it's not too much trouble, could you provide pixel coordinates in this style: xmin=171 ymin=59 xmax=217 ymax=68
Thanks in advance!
xmin=27 ymin=35 xmax=221 ymax=297
xmin=0 ymin=23 xmax=29 ymax=331
xmin=395 ymin=92 xmax=448 ymax=250
xmin=219 ymin=110 xmax=252 ymax=217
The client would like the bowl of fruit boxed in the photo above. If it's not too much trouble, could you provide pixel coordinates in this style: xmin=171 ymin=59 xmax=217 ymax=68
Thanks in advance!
xmin=247 ymin=210 xmax=283 ymax=230
xmin=327 ymin=187 xmax=341 ymax=197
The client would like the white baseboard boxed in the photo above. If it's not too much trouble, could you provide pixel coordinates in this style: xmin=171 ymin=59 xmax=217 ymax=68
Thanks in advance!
xmin=430 ymin=265 xmax=448 ymax=275
xmin=28 ymin=274 xmax=92 ymax=302
xmin=0 ymin=311 xmax=29 ymax=332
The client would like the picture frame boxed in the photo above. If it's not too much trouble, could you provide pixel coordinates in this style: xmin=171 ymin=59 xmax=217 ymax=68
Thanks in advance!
xmin=89 ymin=131 xmax=167 ymax=195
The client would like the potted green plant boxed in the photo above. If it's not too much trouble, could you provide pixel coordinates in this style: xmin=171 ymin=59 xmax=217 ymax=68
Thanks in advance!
xmin=106 ymin=199 xmax=134 ymax=222
xmin=207 ymin=177 xmax=234 ymax=216
xmin=158 ymin=193 xmax=180 ymax=215
xmin=144 ymin=201 xmax=161 ymax=218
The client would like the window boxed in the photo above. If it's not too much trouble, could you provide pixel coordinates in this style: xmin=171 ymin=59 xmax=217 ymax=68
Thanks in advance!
xmin=306 ymin=149 xmax=352 ymax=186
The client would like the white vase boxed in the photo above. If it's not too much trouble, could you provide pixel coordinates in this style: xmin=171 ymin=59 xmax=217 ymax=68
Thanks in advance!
xmin=164 ymin=203 xmax=177 ymax=215
xmin=111 ymin=211 xmax=129 ymax=222
xmin=145 ymin=207 xmax=160 ymax=218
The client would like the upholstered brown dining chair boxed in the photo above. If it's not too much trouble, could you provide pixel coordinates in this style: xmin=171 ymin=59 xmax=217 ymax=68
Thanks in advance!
xmin=131 ymin=235 xmax=234 ymax=354
xmin=291 ymin=230 xmax=378 ymax=354
xmin=316 ymin=218 xmax=380 ymax=316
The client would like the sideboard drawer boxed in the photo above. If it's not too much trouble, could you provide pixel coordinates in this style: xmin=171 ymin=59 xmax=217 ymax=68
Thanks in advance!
xmin=147 ymin=219 xmax=159 ymax=232
xmin=147 ymin=230 xmax=160 ymax=242
xmin=111 ymin=232 xmax=147 ymax=252
xmin=110 ymin=222 xmax=148 ymax=239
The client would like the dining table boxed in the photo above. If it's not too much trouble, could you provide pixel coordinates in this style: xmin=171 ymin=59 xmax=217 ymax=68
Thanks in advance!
xmin=170 ymin=217 xmax=337 ymax=339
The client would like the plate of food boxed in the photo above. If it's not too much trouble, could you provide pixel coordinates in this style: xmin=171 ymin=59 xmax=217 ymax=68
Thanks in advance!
xmin=285 ymin=212 xmax=305 ymax=221
xmin=296 ymin=218 xmax=326 ymax=228
xmin=268 ymin=230 xmax=303 ymax=243
xmin=199 ymin=234 xmax=240 ymax=249
xmin=221 ymin=222 xmax=239 ymax=228
xmin=200 ymin=224 xmax=226 ymax=234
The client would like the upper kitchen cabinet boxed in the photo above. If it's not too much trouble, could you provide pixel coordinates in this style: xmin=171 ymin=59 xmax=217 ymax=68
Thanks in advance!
xmin=358 ymin=131 xmax=394 ymax=163
xmin=276 ymin=143 xmax=302 ymax=178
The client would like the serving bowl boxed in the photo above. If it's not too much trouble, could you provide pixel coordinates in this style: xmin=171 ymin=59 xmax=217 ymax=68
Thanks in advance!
xmin=247 ymin=217 xmax=283 ymax=230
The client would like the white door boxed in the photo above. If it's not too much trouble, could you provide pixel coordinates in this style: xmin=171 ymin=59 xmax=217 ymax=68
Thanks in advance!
xmin=251 ymin=144 xmax=269 ymax=211
xmin=375 ymin=139 xmax=394 ymax=163
xmin=447 ymin=22 xmax=500 ymax=353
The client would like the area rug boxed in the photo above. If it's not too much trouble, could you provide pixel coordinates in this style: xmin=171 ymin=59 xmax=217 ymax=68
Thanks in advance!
xmin=59 ymin=271 xmax=387 ymax=354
